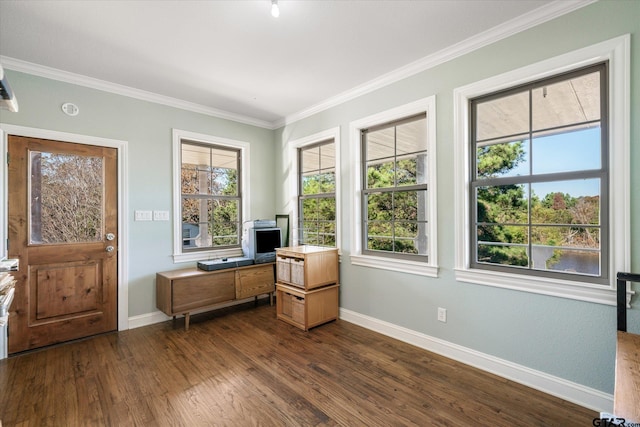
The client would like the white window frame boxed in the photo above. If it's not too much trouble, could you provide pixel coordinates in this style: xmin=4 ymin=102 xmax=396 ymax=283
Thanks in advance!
xmin=453 ymin=35 xmax=631 ymax=305
xmin=172 ymin=129 xmax=250 ymax=263
xmin=350 ymin=96 xmax=438 ymax=277
xmin=287 ymin=127 xmax=341 ymax=249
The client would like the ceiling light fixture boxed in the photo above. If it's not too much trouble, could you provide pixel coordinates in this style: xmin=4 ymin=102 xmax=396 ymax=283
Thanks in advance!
xmin=271 ymin=0 xmax=280 ymax=18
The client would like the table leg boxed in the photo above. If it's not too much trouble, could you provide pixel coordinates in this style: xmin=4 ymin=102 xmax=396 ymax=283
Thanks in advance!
xmin=184 ymin=312 xmax=190 ymax=331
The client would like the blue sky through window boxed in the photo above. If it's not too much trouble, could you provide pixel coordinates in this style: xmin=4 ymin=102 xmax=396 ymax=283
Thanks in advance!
xmin=510 ymin=127 xmax=601 ymax=198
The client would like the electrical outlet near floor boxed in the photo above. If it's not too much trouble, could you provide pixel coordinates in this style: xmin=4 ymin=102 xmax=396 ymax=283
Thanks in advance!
xmin=437 ymin=307 xmax=447 ymax=323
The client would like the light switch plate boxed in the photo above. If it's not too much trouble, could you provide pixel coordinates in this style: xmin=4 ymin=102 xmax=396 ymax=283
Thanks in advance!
xmin=153 ymin=211 xmax=169 ymax=221
xmin=134 ymin=210 xmax=152 ymax=221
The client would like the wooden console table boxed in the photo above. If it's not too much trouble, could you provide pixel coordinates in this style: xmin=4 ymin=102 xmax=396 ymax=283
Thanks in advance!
xmin=156 ymin=263 xmax=275 ymax=330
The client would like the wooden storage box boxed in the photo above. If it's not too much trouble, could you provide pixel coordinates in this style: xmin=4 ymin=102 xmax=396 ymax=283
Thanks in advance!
xmin=275 ymin=246 xmax=338 ymax=290
xmin=276 ymin=283 xmax=339 ymax=331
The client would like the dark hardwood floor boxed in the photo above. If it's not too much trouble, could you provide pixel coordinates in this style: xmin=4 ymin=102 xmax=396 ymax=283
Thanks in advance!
xmin=1 ymin=300 xmax=596 ymax=426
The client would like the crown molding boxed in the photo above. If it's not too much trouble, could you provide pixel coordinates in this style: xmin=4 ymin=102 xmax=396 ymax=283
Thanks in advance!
xmin=278 ymin=0 xmax=597 ymax=129
xmin=0 ymin=56 xmax=275 ymax=130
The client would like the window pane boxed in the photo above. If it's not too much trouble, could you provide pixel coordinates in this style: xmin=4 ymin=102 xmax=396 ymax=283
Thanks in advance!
xmin=532 ymin=71 xmax=601 ymax=131
xmin=210 ymin=199 xmax=240 ymax=246
xmin=302 ymin=146 xmax=320 ymax=173
xmin=476 ymin=138 xmax=529 ymax=179
xmin=396 ymin=156 xmax=427 ymax=186
xmin=544 ymin=249 xmax=600 ymax=276
xmin=317 ymin=197 xmax=336 ymax=221
xmin=30 ymin=151 xmax=103 ymax=244
xmin=476 ymin=91 xmax=529 ymax=141
xmin=477 ymin=222 xmax=529 ymax=267
xmin=367 ymin=192 xmax=393 ymax=221
xmin=319 ymin=142 xmax=336 ymax=170
xmin=532 ymin=226 xmax=600 ymax=250
xmin=477 ymin=243 xmax=529 ymax=267
xmin=300 ymin=195 xmax=336 ymax=247
xmin=476 ymin=185 xmax=528 ymax=224
xmin=532 ymin=126 xmax=601 ymax=174
xmin=182 ymin=197 xmax=207 ymax=249
xmin=367 ymin=221 xmax=392 ymax=251
xmin=302 ymin=198 xmax=318 ymax=220
xmin=182 ymin=143 xmax=211 ymax=169
xmin=531 ymin=179 xmax=600 ymax=225
xmin=210 ymin=147 xmax=237 ymax=169
xmin=181 ymin=164 xmax=203 ymax=195
xmin=299 ymin=221 xmax=315 ymax=245
xmin=207 ymin=199 xmax=240 ymax=246
xmin=396 ymin=118 xmax=427 ymax=153
xmin=367 ymin=160 xmax=395 ymax=189
xmin=393 ymin=191 xmax=418 ymax=221
xmin=303 ymin=171 xmax=335 ymax=195
xmin=210 ymin=166 xmax=238 ymax=196
xmin=366 ymin=127 xmax=395 ymax=162
xmin=394 ymin=221 xmax=420 ymax=254
xmin=477 ymin=224 xmax=528 ymax=245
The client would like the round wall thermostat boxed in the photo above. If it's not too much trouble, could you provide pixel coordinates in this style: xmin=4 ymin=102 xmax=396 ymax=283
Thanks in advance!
xmin=61 ymin=102 xmax=79 ymax=116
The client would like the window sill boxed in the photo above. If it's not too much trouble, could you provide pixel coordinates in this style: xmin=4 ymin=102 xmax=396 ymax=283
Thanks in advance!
xmin=173 ymin=248 xmax=244 ymax=264
xmin=454 ymin=267 xmax=626 ymax=306
xmin=350 ymin=254 xmax=438 ymax=278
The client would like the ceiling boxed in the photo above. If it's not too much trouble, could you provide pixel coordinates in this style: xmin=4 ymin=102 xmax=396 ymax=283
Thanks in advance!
xmin=0 ymin=0 xmax=588 ymax=129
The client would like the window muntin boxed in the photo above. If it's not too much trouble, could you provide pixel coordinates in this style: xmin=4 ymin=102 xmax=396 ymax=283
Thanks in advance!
xmin=298 ymin=140 xmax=336 ymax=247
xmin=470 ymin=63 xmax=608 ymax=284
xmin=362 ymin=113 xmax=428 ymax=259
xmin=181 ymin=141 xmax=241 ymax=251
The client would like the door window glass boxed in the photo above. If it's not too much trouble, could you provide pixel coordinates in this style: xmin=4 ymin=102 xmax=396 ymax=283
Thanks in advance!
xmin=29 ymin=151 xmax=104 ymax=244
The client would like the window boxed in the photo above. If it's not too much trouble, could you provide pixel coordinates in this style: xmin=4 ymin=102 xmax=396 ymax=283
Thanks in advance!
xmin=470 ymin=63 xmax=608 ymax=284
xmin=298 ymin=139 xmax=336 ymax=247
xmin=173 ymin=129 xmax=249 ymax=262
xmin=454 ymin=35 xmax=630 ymax=304
xmin=350 ymin=96 xmax=438 ymax=277
xmin=362 ymin=114 xmax=428 ymax=259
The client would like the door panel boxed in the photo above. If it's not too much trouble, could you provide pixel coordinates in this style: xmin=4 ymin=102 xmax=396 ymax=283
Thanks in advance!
xmin=32 ymin=261 xmax=101 ymax=320
xmin=8 ymin=135 xmax=118 ymax=353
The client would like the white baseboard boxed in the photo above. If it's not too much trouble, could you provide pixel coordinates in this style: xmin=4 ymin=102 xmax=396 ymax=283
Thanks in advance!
xmin=339 ymin=307 xmax=613 ymax=413
xmin=128 ymin=295 xmax=271 ymax=330
xmin=128 ymin=310 xmax=170 ymax=329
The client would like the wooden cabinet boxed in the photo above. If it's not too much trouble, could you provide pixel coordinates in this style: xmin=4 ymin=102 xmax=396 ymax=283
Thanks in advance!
xmin=275 ymin=246 xmax=339 ymax=331
xmin=157 ymin=263 xmax=275 ymax=330
xmin=276 ymin=283 xmax=339 ymax=331
xmin=276 ymin=245 xmax=338 ymax=290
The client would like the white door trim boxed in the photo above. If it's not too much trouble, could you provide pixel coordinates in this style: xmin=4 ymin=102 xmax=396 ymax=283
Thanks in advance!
xmin=0 ymin=124 xmax=129 ymax=330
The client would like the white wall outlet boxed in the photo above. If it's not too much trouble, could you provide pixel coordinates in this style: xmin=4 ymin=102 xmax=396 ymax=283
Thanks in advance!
xmin=153 ymin=210 xmax=169 ymax=221
xmin=134 ymin=210 xmax=152 ymax=221
xmin=437 ymin=307 xmax=447 ymax=323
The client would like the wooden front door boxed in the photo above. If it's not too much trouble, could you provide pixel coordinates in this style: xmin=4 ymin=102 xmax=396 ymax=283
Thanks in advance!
xmin=7 ymin=135 xmax=118 ymax=353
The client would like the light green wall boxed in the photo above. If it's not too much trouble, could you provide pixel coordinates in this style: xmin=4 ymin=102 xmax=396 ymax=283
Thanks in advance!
xmin=0 ymin=73 xmax=276 ymax=317
xmin=275 ymin=0 xmax=639 ymax=395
